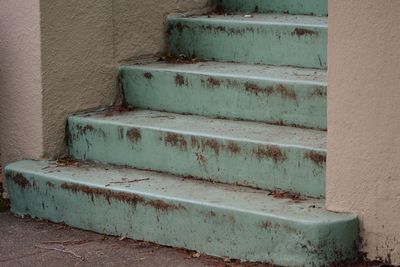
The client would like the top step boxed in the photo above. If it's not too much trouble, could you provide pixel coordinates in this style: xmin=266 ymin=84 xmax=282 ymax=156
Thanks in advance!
xmin=217 ymin=0 xmax=328 ymax=16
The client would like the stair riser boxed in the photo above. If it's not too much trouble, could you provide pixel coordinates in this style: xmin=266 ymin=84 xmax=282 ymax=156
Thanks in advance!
xmin=217 ymin=0 xmax=328 ymax=16
xmin=121 ymin=66 xmax=327 ymax=129
xmin=5 ymin=169 xmax=359 ymax=266
xmin=167 ymin=18 xmax=327 ymax=69
xmin=68 ymin=118 xmax=326 ymax=197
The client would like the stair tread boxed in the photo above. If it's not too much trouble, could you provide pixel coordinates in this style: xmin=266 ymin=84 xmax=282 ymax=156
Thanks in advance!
xmin=169 ymin=13 xmax=328 ymax=28
xmin=6 ymin=160 xmax=354 ymax=223
xmin=121 ymin=61 xmax=327 ymax=85
xmin=74 ymin=109 xmax=326 ymax=150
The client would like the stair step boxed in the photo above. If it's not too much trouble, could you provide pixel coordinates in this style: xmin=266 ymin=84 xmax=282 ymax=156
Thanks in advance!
xmin=120 ymin=61 xmax=327 ymax=129
xmin=167 ymin=14 xmax=327 ymax=69
xmin=5 ymin=160 xmax=359 ymax=266
xmin=217 ymin=0 xmax=328 ymax=16
xmin=68 ymin=109 xmax=326 ymax=197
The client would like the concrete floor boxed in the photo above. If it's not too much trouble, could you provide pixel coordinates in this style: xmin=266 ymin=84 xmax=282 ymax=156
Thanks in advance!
xmin=0 ymin=210 xmax=386 ymax=267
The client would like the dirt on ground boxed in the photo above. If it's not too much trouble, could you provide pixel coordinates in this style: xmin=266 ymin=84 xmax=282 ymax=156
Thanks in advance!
xmin=0 ymin=210 xmax=390 ymax=267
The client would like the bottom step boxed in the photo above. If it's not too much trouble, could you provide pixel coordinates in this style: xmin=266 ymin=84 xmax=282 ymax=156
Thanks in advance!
xmin=5 ymin=160 xmax=359 ymax=266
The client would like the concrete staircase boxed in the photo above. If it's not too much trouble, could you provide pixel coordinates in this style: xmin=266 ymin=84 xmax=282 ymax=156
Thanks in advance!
xmin=5 ymin=1 xmax=360 ymax=266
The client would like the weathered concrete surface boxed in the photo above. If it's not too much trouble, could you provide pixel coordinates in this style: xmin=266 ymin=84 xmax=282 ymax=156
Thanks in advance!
xmin=5 ymin=160 xmax=358 ymax=266
xmin=68 ymin=109 xmax=327 ymax=197
xmin=0 ymin=0 xmax=44 ymax=165
xmin=326 ymin=1 xmax=400 ymax=264
xmin=120 ymin=62 xmax=327 ymax=129
xmin=168 ymin=14 xmax=327 ymax=69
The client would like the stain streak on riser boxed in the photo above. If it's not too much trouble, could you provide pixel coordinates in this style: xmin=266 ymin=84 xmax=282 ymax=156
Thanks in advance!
xmin=120 ymin=63 xmax=327 ymax=129
xmin=68 ymin=110 xmax=326 ymax=198
xmin=5 ymin=160 xmax=359 ymax=267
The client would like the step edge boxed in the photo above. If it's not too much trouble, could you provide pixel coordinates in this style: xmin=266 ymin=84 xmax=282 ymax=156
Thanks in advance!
xmin=68 ymin=114 xmax=327 ymax=152
xmin=167 ymin=15 xmax=328 ymax=28
xmin=119 ymin=65 xmax=328 ymax=86
xmin=5 ymin=160 xmax=356 ymax=225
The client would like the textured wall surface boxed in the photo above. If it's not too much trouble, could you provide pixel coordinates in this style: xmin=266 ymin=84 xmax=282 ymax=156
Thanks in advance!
xmin=40 ymin=0 xmax=115 ymax=158
xmin=0 ymin=0 xmax=44 ymax=170
xmin=327 ymin=1 xmax=400 ymax=264
xmin=40 ymin=0 xmax=212 ymax=158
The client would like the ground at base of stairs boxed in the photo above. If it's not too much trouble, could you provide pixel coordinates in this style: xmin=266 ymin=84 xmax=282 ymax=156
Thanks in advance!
xmin=0 ymin=211 xmax=390 ymax=267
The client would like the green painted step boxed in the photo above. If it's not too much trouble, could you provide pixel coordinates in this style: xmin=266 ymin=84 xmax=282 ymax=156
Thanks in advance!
xmin=5 ymin=160 xmax=359 ymax=266
xmin=217 ymin=0 xmax=328 ymax=16
xmin=167 ymin=14 xmax=327 ymax=69
xmin=120 ymin=62 xmax=327 ymax=129
xmin=68 ymin=109 xmax=326 ymax=197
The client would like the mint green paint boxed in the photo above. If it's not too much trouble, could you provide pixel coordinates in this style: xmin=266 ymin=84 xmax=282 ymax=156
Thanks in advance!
xmin=217 ymin=0 xmax=328 ymax=16
xmin=68 ymin=109 xmax=326 ymax=197
xmin=120 ymin=62 xmax=327 ymax=129
xmin=168 ymin=14 xmax=327 ymax=69
xmin=5 ymin=160 xmax=359 ymax=266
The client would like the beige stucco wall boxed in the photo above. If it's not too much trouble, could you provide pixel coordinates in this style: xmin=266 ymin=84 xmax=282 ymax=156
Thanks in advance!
xmin=41 ymin=0 xmax=212 ymax=158
xmin=0 ymin=0 xmax=44 ymax=171
xmin=0 ymin=0 xmax=212 ymax=164
xmin=327 ymin=0 xmax=400 ymax=264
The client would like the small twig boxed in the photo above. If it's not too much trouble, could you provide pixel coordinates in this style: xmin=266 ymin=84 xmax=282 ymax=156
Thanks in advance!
xmin=35 ymin=245 xmax=84 ymax=260
xmin=109 ymin=178 xmax=150 ymax=184
xmin=42 ymin=239 xmax=92 ymax=245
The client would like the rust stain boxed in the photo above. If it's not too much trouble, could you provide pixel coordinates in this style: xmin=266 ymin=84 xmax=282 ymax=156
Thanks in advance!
xmin=305 ymin=151 xmax=326 ymax=166
xmin=196 ymin=152 xmax=208 ymax=165
xmin=61 ymin=183 xmax=145 ymax=204
xmin=12 ymin=174 xmax=30 ymax=189
xmin=76 ymin=124 xmax=95 ymax=135
xmin=310 ymin=87 xmax=327 ymax=97
xmin=268 ymin=190 xmax=306 ymax=203
xmin=227 ymin=143 xmax=241 ymax=154
xmin=126 ymin=128 xmax=141 ymax=143
xmin=292 ymin=28 xmax=318 ymax=37
xmin=175 ymin=74 xmax=188 ymax=86
xmin=117 ymin=127 xmax=124 ymax=140
xmin=207 ymin=77 xmax=221 ymax=87
xmin=245 ymin=82 xmax=274 ymax=95
xmin=146 ymin=199 xmax=186 ymax=211
xmin=104 ymin=105 xmax=135 ymax=117
xmin=165 ymin=133 xmax=187 ymax=150
xmin=254 ymin=146 xmax=287 ymax=163
xmin=209 ymin=211 xmax=216 ymax=217
xmin=191 ymin=136 xmax=200 ymax=149
xmin=143 ymin=72 xmax=153 ymax=79
xmin=75 ymin=124 xmax=106 ymax=139
xmin=202 ymin=139 xmax=221 ymax=155
xmin=261 ymin=221 xmax=273 ymax=229
xmin=276 ymin=84 xmax=297 ymax=101
xmin=164 ymin=54 xmax=200 ymax=64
